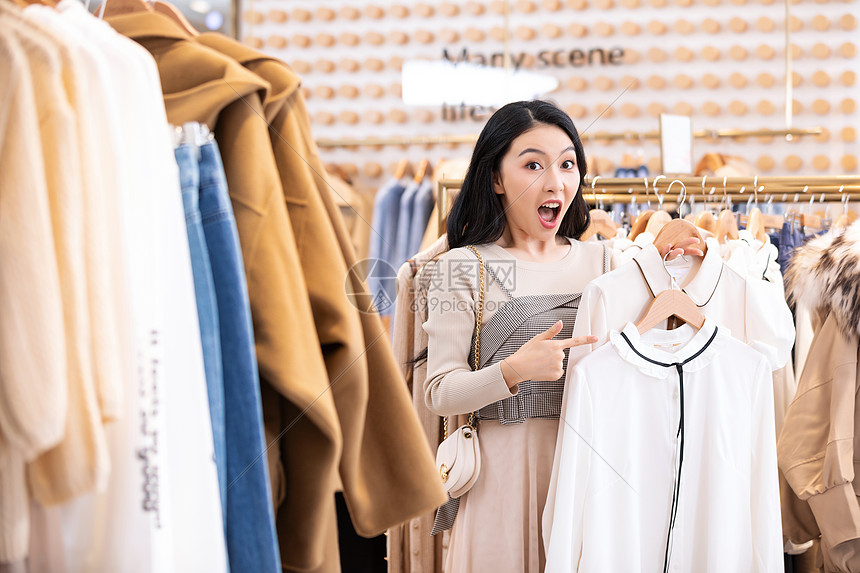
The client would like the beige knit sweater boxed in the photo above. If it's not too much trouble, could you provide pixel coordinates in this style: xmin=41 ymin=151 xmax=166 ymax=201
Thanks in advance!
xmin=423 ymin=239 xmax=609 ymax=417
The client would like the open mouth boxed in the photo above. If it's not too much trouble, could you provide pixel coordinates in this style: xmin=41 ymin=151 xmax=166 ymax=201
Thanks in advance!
xmin=538 ymin=200 xmax=562 ymax=227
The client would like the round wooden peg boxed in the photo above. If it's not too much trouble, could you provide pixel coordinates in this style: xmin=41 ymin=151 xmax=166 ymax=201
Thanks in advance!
xmin=812 ymin=14 xmax=830 ymax=30
xmin=622 ymin=21 xmax=641 ymax=35
xmin=291 ymin=60 xmax=311 ymax=74
xmin=292 ymin=35 xmax=311 ymax=48
xmin=268 ymin=9 xmax=287 ymax=23
xmin=648 ymin=47 xmax=667 ymax=62
xmin=648 ymin=21 xmax=667 ymax=34
xmin=757 ymin=100 xmax=775 ymax=115
xmin=267 ymin=36 xmax=287 ymax=49
xmin=647 ymin=102 xmax=666 ymax=116
xmin=339 ymin=6 xmax=360 ymax=19
xmin=702 ymin=73 xmax=720 ymax=88
xmin=702 ymin=18 xmax=721 ymax=33
xmin=812 ymin=71 xmax=831 ymax=87
xmin=756 ymin=44 xmax=775 ymax=60
xmin=315 ymin=34 xmax=335 ymax=47
xmin=756 ymin=17 xmax=774 ymax=32
xmin=314 ymin=85 xmax=335 ymax=99
xmin=812 ymin=155 xmax=830 ymax=171
xmin=391 ymin=5 xmax=410 ymax=17
xmin=729 ymin=100 xmax=748 ymax=115
xmin=729 ymin=17 xmax=747 ymax=32
xmin=701 ymin=46 xmax=720 ymax=61
xmin=812 ymin=43 xmax=830 ymax=59
xmin=313 ymin=111 xmax=335 ymax=125
xmin=440 ymin=2 xmax=459 ymax=15
xmin=338 ymin=111 xmax=359 ymax=125
xmin=339 ymin=33 xmax=360 ymax=46
xmin=291 ymin=8 xmax=310 ymax=21
xmin=315 ymin=7 xmax=335 ymax=20
xmin=784 ymin=155 xmax=803 ymax=171
xmin=363 ymin=163 xmax=384 ymax=178
xmin=756 ymin=156 xmax=775 ymax=171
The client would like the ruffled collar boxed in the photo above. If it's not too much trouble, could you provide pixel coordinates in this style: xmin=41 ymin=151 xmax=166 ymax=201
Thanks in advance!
xmin=609 ymin=319 xmax=726 ymax=379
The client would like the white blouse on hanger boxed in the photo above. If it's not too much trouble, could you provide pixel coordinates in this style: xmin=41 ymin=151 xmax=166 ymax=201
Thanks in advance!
xmin=544 ymin=238 xmax=794 ymax=550
xmin=545 ymin=320 xmax=783 ymax=572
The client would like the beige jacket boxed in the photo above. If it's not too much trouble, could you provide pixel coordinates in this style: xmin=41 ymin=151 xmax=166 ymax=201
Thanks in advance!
xmin=779 ymin=223 xmax=860 ymax=572
xmin=389 ymin=236 xmax=478 ymax=573
xmin=0 ymin=16 xmax=67 ymax=562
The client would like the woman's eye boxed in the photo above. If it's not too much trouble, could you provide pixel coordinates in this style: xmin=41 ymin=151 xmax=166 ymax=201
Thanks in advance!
xmin=526 ymin=161 xmax=542 ymax=170
xmin=561 ymin=159 xmax=576 ymax=169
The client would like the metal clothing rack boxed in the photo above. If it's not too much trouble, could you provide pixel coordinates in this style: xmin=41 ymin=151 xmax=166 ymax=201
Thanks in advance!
xmin=316 ymin=127 xmax=825 ymax=149
xmin=436 ymin=175 xmax=860 ymax=234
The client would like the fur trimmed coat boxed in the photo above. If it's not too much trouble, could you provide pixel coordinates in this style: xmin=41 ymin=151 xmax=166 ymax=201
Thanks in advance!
xmin=778 ymin=221 xmax=860 ymax=572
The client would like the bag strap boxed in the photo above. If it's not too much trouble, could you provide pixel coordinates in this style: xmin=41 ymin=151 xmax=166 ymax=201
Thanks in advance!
xmin=442 ymin=246 xmax=484 ymax=439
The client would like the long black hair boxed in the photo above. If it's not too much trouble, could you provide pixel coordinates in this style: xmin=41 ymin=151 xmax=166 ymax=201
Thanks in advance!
xmin=446 ymin=100 xmax=590 ymax=249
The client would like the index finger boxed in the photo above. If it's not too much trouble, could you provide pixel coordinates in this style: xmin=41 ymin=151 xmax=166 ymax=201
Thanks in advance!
xmin=557 ymin=335 xmax=598 ymax=349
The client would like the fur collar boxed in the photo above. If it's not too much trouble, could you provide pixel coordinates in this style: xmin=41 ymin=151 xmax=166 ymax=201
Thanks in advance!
xmin=786 ymin=221 xmax=860 ymax=337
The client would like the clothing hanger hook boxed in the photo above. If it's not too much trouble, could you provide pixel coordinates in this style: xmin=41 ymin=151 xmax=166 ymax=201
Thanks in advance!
xmin=666 ymin=179 xmax=686 ymax=209
xmin=652 ymin=175 xmax=666 ymax=208
xmin=661 ymin=250 xmax=681 ymax=291
xmin=591 ymin=175 xmax=601 ymax=206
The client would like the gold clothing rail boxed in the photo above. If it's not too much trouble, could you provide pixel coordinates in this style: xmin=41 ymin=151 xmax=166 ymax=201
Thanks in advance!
xmin=436 ymin=175 xmax=860 ymax=234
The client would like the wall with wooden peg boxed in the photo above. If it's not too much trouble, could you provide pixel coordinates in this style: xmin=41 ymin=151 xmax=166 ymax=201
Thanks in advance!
xmin=239 ymin=0 xmax=859 ymax=189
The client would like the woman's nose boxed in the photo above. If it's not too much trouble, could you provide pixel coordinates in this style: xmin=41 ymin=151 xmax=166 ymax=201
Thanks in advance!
xmin=542 ymin=164 xmax=565 ymax=192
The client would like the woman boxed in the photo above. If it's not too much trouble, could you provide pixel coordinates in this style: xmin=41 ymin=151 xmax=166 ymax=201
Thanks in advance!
xmin=423 ymin=100 xmax=608 ymax=572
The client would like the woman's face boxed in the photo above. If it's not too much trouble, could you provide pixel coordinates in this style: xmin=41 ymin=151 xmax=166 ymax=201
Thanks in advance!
xmin=493 ymin=123 xmax=581 ymax=240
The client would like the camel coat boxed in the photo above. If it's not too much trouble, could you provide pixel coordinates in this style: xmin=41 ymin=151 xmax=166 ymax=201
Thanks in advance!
xmin=192 ymin=33 xmax=446 ymax=566
xmin=107 ymin=13 xmax=343 ymax=571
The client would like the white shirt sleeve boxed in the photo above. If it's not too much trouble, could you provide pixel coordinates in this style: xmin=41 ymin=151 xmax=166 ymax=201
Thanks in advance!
xmin=545 ymin=366 xmax=593 ymax=572
xmin=750 ymin=356 xmax=785 ymax=571
xmin=744 ymin=274 xmax=795 ymax=370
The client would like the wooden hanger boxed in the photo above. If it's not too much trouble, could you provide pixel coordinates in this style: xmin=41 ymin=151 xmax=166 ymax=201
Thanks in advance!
xmin=644 ymin=209 xmax=671 ymax=236
xmin=153 ymin=0 xmax=199 ymax=35
xmin=653 ymin=218 xmax=708 ymax=257
xmin=834 ymin=192 xmax=852 ymax=229
xmin=393 ymin=158 xmax=412 ymax=180
xmin=100 ymin=0 xmax=151 ymax=18
xmin=746 ymin=207 xmax=767 ymax=243
xmin=580 ymin=209 xmax=618 ymax=241
xmin=801 ymin=212 xmax=822 ymax=230
xmin=414 ymin=158 xmax=430 ymax=183
xmin=694 ymin=211 xmax=717 ymax=233
xmin=636 ymin=287 xmax=706 ymax=333
xmin=716 ymin=209 xmax=739 ymax=243
xmin=629 ymin=210 xmax=654 ymax=240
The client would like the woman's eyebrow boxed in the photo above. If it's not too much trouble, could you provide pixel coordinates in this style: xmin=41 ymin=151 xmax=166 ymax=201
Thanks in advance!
xmin=517 ymin=147 xmax=546 ymax=157
xmin=517 ymin=145 xmax=576 ymax=157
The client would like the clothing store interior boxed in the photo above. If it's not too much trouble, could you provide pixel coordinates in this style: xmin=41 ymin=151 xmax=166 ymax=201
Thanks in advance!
xmin=2 ymin=0 xmax=860 ymax=571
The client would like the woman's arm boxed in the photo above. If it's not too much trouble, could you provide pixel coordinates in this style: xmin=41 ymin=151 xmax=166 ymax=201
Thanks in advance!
xmin=423 ymin=251 xmax=515 ymax=417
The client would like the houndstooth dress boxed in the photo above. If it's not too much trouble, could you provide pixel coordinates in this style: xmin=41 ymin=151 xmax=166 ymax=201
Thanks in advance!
xmin=442 ymin=245 xmax=610 ymax=573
